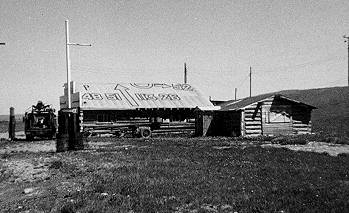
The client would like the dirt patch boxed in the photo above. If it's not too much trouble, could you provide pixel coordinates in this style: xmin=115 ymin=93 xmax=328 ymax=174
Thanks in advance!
xmin=1 ymin=158 xmax=52 ymax=183
xmin=262 ymin=141 xmax=349 ymax=156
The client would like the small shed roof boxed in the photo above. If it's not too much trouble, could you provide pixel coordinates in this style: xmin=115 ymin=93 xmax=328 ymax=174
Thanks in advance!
xmin=219 ymin=94 xmax=317 ymax=111
xmin=60 ymin=82 xmax=220 ymax=110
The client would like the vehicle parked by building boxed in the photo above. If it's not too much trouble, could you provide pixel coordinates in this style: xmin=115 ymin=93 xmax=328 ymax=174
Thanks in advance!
xmin=24 ymin=101 xmax=57 ymax=140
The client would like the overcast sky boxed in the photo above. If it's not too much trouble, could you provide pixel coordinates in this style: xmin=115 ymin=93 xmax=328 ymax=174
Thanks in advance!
xmin=0 ymin=0 xmax=348 ymax=114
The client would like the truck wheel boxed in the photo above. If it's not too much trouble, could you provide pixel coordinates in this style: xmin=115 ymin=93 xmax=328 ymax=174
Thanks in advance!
xmin=140 ymin=128 xmax=151 ymax=138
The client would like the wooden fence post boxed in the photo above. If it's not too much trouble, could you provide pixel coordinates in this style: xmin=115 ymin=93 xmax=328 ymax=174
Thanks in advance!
xmin=9 ymin=107 xmax=15 ymax=140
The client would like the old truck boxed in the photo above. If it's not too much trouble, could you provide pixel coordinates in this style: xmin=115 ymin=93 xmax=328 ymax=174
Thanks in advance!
xmin=24 ymin=101 xmax=57 ymax=140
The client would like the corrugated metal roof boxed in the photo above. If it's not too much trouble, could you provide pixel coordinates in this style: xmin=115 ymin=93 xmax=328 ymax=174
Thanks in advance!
xmin=60 ymin=82 xmax=220 ymax=110
xmin=219 ymin=94 xmax=316 ymax=111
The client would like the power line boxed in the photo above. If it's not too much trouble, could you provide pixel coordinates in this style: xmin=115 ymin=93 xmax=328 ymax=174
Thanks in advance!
xmin=260 ymin=55 xmax=345 ymax=74
xmin=254 ymin=65 xmax=346 ymax=90
xmin=256 ymin=58 xmax=342 ymax=78
xmin=70 ymin=53 xmax=344 ymax=78
xmin=236 ymin=74 xmax=249 ymax=88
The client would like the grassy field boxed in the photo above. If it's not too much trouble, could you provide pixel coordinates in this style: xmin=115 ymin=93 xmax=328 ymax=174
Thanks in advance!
xmin=0 ymin=137 xmax=348 ymax=212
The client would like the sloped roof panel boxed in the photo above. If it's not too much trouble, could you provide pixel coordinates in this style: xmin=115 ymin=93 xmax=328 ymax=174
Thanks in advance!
xmin=63 ymin=82 xmax=219 ymax=110
xmin=219 ymin=94 xmax=316 ymax=111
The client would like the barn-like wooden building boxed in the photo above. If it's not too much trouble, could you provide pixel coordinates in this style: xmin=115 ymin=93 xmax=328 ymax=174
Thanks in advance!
xmin=204 ymin=94 xmax=317 ymax=137
xmin=59 ymin=81 xmax=219 ymax=139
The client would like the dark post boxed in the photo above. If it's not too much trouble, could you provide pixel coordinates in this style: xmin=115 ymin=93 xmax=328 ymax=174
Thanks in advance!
xmin=71 ymin=109 xmax=84 ymax=150
xmin=235 ymin=88 xmax=237 ymax=100
xmin=56 ymin=109 xmax=84 ymax=152
xmin=194 ymin=108 xmax=203 ymax=136
xmin=56 ymin=110 xmax=69 ymax=152
xmin=184 ymin=62 xmax=187 ymax=84
xmin=9 ymin=107 xmax=15 ymax=140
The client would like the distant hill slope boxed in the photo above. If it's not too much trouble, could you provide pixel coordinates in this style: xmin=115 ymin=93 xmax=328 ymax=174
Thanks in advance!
xmin=277 ymin=86 xmax=349 ymax=136
xmin=0 ymin=114 xmax=24 ymax=122
xmin=229 ymin=86 xmax=348 ymax=136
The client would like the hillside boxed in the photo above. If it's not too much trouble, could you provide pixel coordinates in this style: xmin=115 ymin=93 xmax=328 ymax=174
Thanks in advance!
xmin=0 ymin=114 xmax=24 ymax=122
xmin=238 ymin=86 xmax=349 ymax=136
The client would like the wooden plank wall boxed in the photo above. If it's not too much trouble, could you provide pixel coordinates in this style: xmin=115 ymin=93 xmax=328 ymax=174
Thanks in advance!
xmin=263 ymin=123 xmax=293 ymax=135
xmin=241 ymin=97 xmax=313 ymax=137
xmin=261 ymin=98 xmax=293 ymax=136
xmin=292 ymin=108 xmax=312 ymax=134
xmin=263 ymin=98 xmax=312 ymax=135
xmin=292 ymin=120 xmax=312 ymax=134
xmin=263 ymin=98 xmax=297 ymax=136
xmin=243 ymin=103 xmax=263 ymax=137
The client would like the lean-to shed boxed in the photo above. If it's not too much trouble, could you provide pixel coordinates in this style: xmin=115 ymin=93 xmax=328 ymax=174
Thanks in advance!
xmin=218 ymin=94 xmax=317 ymax=137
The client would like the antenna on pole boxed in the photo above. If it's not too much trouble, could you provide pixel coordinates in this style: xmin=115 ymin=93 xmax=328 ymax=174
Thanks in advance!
xmin=65 ymin=20 xmax=91 ymax=108
xmin=184 ymin=62 xmax=187 ymax=84
xmin=249 ymin=66 xmax=252 ymax=97
xmin=344 ymin=35 xmax=349 ymax=87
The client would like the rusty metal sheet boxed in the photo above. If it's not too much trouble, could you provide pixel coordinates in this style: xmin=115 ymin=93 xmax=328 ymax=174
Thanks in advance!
xmin=60 ymin=82 xmax=220 ymax=110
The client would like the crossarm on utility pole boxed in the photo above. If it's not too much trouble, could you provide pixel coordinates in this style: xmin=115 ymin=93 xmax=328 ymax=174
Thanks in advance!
xmin=67 ymin=43 xmax=92 ymax=46
xmin=65 ymin=20 xmax=91 ymax=109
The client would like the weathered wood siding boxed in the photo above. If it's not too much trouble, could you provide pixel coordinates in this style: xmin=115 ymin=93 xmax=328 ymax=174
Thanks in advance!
xmin=242 ymin=97 xmax=313 ymax=137
xmin=261 ymin=98 xmax=293 ymax=136
xmin=263 ymin=123 xmax=293 ymax=135
xmin=261 ymin=98 xmax=312 ymax=136
xmin=243 ymin=103 xmax=262 ymax=137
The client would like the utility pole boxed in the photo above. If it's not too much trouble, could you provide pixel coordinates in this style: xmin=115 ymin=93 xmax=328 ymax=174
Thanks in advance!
xmin=235 ymin=88 xmax=237 ymax=100
xmin=249 ymin=66 xmax=252 ymax=97
xmin=65 ymin=20 xmax=91 ymax=108
xmin=9 ymin=107 xmax=15 ymax=140
xmin=344 ymin=35 xmax=349 ymax=86
xmin=184 ymin=62 xmax=187 ymax=84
